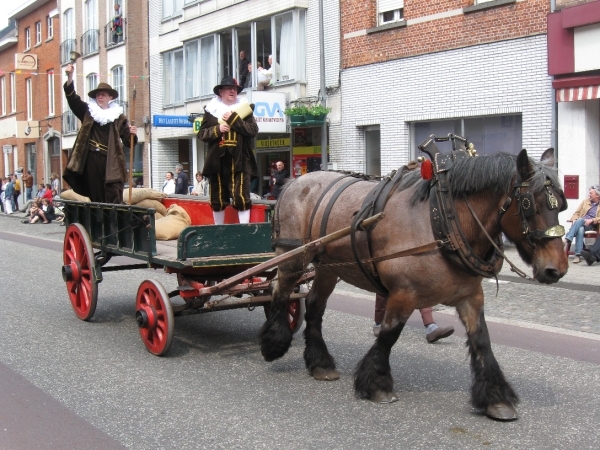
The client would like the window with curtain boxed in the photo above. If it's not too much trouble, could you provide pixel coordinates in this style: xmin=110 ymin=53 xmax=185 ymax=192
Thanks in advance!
xmin=48 ymin=71 xmax=55 ymax=116
xmin=378 ymin=0 xmax=404 ymax=25
xmin=275 ymin=12 xmax=293 ymax=82
xmin=85 ymin=0 xmax=98 ymax=54
xmin=200 ymin=35 xmax=217 ymax=96
xmin=86 ymin=73 xmax=98 ymax=94
xmin=64 ymin=9 xmax=74 ymax=39
xmin=111 ymin=65 xmax=125 ymax=103
xmin=163 ymin=0 xmax=184 ymax=19
xmin=163 ymin=49 xmax=184 ymax=105
xmin=184 ymin=40 xmax=199 ymax=99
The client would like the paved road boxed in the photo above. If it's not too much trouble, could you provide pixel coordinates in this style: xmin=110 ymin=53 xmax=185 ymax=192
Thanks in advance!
xmin=0 ymin=214 xmax=599 ymax=449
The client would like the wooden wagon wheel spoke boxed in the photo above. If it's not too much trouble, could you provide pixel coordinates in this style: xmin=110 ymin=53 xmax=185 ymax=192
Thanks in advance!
xmin=63 ymin=224 xmax=98 ymax=321
xmin=135 ymin=280 xmax=174 ymax=356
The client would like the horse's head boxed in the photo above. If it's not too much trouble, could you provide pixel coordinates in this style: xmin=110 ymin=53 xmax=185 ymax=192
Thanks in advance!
xmin=500 ymin=148 xmax=568 ymax=284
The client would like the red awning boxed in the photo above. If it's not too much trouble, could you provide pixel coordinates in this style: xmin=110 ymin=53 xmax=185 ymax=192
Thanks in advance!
xmin=556 ymin=85 xmax=600 ymax=102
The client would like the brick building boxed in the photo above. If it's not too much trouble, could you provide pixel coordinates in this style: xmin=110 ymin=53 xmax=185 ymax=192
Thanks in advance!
xmin=58 ymin=0 xmax=150 ymax=188
xmin=547 ymin=0 xmax=600 ymax=215
xmin=148 ymin=0 xmax=341 ymax=194
xmin=0 ymin=0 xmax=61 ymax=201
xmin=339 ymin=0 xmax=554 ymax=189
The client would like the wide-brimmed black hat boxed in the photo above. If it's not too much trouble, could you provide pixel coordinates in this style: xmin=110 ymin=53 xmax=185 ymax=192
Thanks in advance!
xmin=213 ymin=76 xmax=243 ymax=96
xmin=88 ymin=82 xmax=119 ymax=99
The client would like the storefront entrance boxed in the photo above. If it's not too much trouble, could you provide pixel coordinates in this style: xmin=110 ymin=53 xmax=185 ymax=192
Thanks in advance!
xmin=256 ymin=148 xmax=290 ymax=198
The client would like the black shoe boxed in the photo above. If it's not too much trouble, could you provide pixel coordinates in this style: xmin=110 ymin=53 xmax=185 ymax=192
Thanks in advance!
xmin=581 ymin=250 xmax=596 ymax=266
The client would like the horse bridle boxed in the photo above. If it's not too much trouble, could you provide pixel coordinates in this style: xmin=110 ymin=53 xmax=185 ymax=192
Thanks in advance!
xmin=498 ymin=178 xmax=567 ymax=245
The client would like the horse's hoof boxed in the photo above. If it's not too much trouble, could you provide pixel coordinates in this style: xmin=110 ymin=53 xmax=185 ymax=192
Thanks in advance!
xmin=311 ymin=367 xmax=340 ymax=381
xmin=486 ymin=403 xmax=518 ymax=421
xmin=371 ymin=390 xmax=398 ymax=404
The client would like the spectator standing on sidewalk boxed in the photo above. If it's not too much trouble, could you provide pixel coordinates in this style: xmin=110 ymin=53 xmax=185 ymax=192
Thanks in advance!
xmin=175 ymin=164 xmax=189 ymax=195
xmin=12 ymin=174 xmax=20 ymax=211
xmin=3 ymin=177 xmax=14 ymax=214
xmin=22 ymin=170 xmax=33 ymax=203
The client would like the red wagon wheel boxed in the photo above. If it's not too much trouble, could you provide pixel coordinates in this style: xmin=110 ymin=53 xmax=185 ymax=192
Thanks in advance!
xmin=135 ymin=280 xmax=174 ymax=356
xmin=264 ymin=296 xmax=306 ymax=335
xmin=62 ymin=223 xmax=98 ymax=321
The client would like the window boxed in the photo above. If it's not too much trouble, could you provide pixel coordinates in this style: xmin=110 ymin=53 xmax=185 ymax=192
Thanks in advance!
xmin=364 ymin=126 xmax=381 ymax=176
xmin=64 ymin=9 xmax=74 ymax=40
xmin=47 ymin=15 xmax=53 ymax=39
xmin=111 ymin=65 xmax=124 ymax=102
xmin=378 ymin=0 xmax=404 ymax=25
xmin=84 ymin=0 xmax=98 ymax=54
xmin=0 ymin=76 xmax=5 ymax=116
xmin=412 ymin=114 xmax=523 ymax=157
xmin=10 ymin=73 xmax=16 ymax=112
xmin=26 ymin=78 xmax=32 ymax=120
xmin=48 ymin=71 xmax=55 ymax=116
xmin=476 ymin=0 xmax=495 ymax=3
xmin=86 ymin=73 xmax=98 ymax=93
xmin=200 ymin=36 xmax=217 ymax=97
xmin=25 ymin=27 xmax=31 ymax=49
xmin=162 ymin=0 xmax=183 ymax=19
xmin=163 ymin=49 xmax=184 ymax=106
xmin=36 ymin=22 xmax=42 ymax=45
xmin=184 ymin=40 xmax=199 ymax=99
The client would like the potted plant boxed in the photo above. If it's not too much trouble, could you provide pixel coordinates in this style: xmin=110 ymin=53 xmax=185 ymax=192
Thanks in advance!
xmin=305 ymin=104 xmax=331 ymax=125
xmin=284 ymin=105 xmax=309 ymax=125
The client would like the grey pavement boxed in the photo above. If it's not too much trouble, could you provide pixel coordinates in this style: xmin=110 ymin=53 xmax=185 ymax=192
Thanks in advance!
xmin=1 ymin=211 xmax=599 ymax=339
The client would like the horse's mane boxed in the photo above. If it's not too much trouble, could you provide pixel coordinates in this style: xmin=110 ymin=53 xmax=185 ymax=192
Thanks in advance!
xmin=399 ymin=152 xmax=562 ymax=205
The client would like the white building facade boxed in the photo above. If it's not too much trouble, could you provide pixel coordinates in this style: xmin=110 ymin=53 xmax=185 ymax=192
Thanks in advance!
xmin=149 ymin=0 xmax=341 ymax=194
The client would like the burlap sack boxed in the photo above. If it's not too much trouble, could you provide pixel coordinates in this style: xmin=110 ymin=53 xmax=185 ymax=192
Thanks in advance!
xmin=123 ymin=188 xmax=167 ymax=205
xmin=154 ymin=204 xmax=191 ymax=240
xmin=135 ymin=199 xmax=168 ymax=216
xmin=154 ymin=212 xmax=164 ymax=220
xmin=60 ymin=190 xmax=91 ymax=202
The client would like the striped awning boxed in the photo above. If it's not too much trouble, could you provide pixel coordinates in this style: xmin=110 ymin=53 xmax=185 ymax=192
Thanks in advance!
xmin=556 ymin=85 xmax=600 ymax=102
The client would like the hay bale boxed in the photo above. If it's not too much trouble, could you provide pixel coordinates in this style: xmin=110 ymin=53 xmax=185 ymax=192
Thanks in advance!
xmin=60 ymin=190 xmax=91 ymax=202
xmin=135 ymin=199 xmax=168 ymax=216
xmin=154 ymin=204 xmax=191 ymax=240
xmin=123 ymin=188 xmax=167 ymax=205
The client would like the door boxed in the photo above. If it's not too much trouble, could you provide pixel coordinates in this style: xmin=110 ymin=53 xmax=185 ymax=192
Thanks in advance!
xmin=257 ymin=149 xmax=290 ymax=198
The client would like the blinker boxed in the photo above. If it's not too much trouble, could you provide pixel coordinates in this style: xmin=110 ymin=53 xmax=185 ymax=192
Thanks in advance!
xmin=520 ymin=193 xmax=536 ymax=217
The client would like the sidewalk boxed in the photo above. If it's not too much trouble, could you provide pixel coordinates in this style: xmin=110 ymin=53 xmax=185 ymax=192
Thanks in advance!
xmin=499 ymin=244 xmax=598 ymax=290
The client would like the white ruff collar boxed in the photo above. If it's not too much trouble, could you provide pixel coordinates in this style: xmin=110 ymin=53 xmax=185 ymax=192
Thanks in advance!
xmin=205 ymin=96 xmax=247 ymax=119
xmin=88 ymin=99 xmax=123 ymax=125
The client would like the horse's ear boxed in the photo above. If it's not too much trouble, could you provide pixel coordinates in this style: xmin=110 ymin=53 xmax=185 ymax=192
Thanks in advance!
xmin=517 ymin=149 xmax=534 ymax=181
xmin=540 ymin=147 xmax=555 ymax=167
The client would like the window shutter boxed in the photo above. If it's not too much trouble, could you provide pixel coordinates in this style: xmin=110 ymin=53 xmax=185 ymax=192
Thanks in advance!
xmin=378 ymin=0 xmax=403 ymax=13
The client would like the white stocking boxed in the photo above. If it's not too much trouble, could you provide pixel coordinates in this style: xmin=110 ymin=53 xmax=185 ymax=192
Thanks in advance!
xmin=213 ymin=210 xmax=225 ymax=225
xmin=238 ymin=209 xmax=250 ymax=224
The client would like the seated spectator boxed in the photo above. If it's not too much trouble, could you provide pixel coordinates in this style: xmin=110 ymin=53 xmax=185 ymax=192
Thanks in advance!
xmin=21 ymin=184 xmax=46 ymax=215
xmin=564 ymin=185 xmax=600 ymax=263
xmin=29 ymin=198 xmax=56 ymax=224
xmin=191 ymin=172 xmax=209 ymax=196
xmin=42 ymin=184 xmax=54 ymax=202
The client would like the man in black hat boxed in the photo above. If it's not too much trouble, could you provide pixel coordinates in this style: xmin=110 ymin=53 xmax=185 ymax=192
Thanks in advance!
xmin=198 ymin=76 xmax=258 ymax=224
xmin=62 ymin=64 xmax=137 ymax=203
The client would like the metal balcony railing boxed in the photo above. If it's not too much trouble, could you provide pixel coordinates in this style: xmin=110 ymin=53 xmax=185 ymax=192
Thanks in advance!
xmin=62 ymin=110 xmax=78 ymax=135
xmin=60 ymin=39 xmax=77 ymax=65
xmin=105 ymin=18 xmax=125 ymax=48
xmin=81 ymin=29 xmax=99 ymax=56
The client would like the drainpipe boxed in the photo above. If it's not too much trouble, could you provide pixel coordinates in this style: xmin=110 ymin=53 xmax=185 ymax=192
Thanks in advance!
xmin=319 ymin=0 xmax=328 ymax=170
xmin=550 ymin=0 xmax=557 ymax=153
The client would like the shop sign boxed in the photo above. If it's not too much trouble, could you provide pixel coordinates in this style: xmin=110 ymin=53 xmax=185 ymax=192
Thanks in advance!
xmin=248 ymin=91 xmax=286 ymax=133
xmin=256 ymin=138 xmax=291 ymax=148
xmin=15 ymin=53 xmax=38 ymax=70
xmin=3 ymin=145 xmax=12 ymax=154
xmin=153 ymin=115 xmax=192 ymax=127
xmin=293 ymin=146 xmax=329 ymax=156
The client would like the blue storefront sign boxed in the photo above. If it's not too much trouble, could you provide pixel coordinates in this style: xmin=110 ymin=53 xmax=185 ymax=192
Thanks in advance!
xmin=153 ymin=115 xmax=193 ymax=127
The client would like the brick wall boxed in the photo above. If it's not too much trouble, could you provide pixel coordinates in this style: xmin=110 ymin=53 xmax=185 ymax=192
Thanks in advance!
xmin=341 ymin=0 xmax=550 ymax=68
xmin=338 ymin=35 xmax=553 ymax=174
xmin=0 ymin=0 xmax=61 ymax=184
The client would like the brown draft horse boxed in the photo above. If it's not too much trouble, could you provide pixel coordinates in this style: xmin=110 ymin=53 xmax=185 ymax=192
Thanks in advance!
xmin=259 ymin=147 xmax=568 ymax=421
